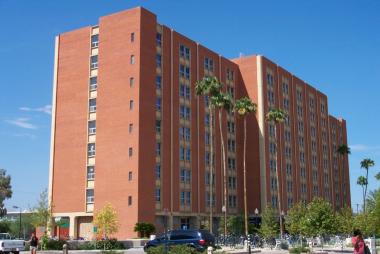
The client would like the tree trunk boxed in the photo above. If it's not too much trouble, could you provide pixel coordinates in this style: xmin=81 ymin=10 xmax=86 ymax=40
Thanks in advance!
xmin=274 ymin=124 xmax=283 ymax=238
xmin=243 ymin=117 xmax=248 ymax=237
xmin=364 ymin=168 xmax=369 ymax=212
xmin=209 ymin=105 xmax=214 ymax=233
xmin=219 ymin=110 xmax=228 ymax=237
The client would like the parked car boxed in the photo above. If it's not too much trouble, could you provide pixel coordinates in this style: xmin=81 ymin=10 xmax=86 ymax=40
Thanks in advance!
xmin=0 ymin=233 xmax=25 ymax=254
xmin=144 ymin=229 xmax=215 ymax=252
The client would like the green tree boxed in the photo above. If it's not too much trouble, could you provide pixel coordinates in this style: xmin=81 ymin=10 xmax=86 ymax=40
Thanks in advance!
xmin=218 ymin=214 xmax=244 ymax=235
xmin=234 ymin=97 xmax=257 ymax=237
xmin=337 ymin=145 xmax=351 ymax=207
xmin=30 ymin=189 xmax=52 ymax=232
xmin=360 ymin=158 xmax=375 ymax=212
xmin=93 ymin=203 xmax=119 ymax=240
xmin=212 ymin=91 xmax=233 ymax=237
xmin=265 ymin=108 xmax=287 ymax=238
xmin=375 ymin=172 xmax=380 ymax=181
xmin=195 ymin=76 xmax=222 ymax=233
xmin=357 ymin=176 xmax=368 ymax=211
xmin=260 ymin=205 xmax=279 ymax=239
xmin=286 ymin=202 xmax=307 ymax=236
xmin=0 ymin=169 xmax=12 ymax=214
xmin=303 ymin=198 xmax=337 ymax=238
xmin=134 ymin=222 xmax=155 ymax=238
xmin=336 ymin=206 xmax=353 ymax=236
xmin=366 ymin=189 xmax=380 ymax=235
xmin=0 ymin=221 xmax=10 ymax=233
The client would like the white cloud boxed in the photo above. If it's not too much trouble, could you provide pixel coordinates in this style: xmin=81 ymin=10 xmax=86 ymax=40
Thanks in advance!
xmin=5 ymin=118 xmax=38 ymax=129
xmin=13 ymin=133 xmax=37 ymax=139
xmin=350 ymin=144 xmax=380 ymax=152
xmin=19 ymin=105 xmax=51 ymax=115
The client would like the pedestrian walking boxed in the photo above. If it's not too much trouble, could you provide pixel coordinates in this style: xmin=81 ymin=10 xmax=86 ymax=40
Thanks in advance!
xmin=352 ymin=229 xmax=367 ymax=254
xmin=30 ymin=232 xmax=38 ymax=254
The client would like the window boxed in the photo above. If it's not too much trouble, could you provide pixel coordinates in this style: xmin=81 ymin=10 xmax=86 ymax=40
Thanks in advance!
xmin=131 ymin=32 xmax=135 ymax=42
xmin=179 ymin=65 xmax=190 ymax=79
xmin=186 ymin=148 xmax=191 ymax=161
xmin=227 ymin=121 xmax=235 ymax=133
xmin=88 ymin=121 xmax=96 ymax=135
xmin=128 ymin=196 xmax=132 ymax=206
xmin=206 ymin=192 xmax=215 ymax=206
xmin=226 ymin=69 xmax=234 ymax=81
xmin=180 ymin=146 xmax=185 ymax=161
xmin=155 ymin=164 xmax=161 ymax=179
xmin=228 ymin=195 xmax=237 ymax=208
xmin=185 ymin=127 xmax=190 ymax=140
xmin=90 ymin=76 xmax=97 ymax=91
xmin=130 ymin=100 xmax=134 ymax=110
xmin=129 ymin=147 xmax=133 ymax=157
xmin=156 ymin=98 xmax=161 ymax=111
xmin=205 ymin=114 xmax=210 ymax=126
xmin=156 ymin=54 xmax=162 ymax=68
xmin=87 ymin=166 xmax=95 ymax=180
xmin=205 ymin=172 xmax=215 ymax=186
xmin=86 ymin=189 xmax=94 ymax=203
xmin=155 ymin=188 xmax=161 ymax=202
xmin=130 ymin=77 xmax=134 ymax=87
xmin=180 ymin=168 xmax=191 ymax=183
xmin=90 ymin=55 xmax=98 ymax=69
xmin=228 ymin=139 xmax=236 ymax=152
xmin=204 ymin=57 xmax=214 ymax=71
xmin=156 ymin=120 xmax=161 ymax=133
xmin=130 ymin=55 xmax=135 ymax=64
xmin=129 ymin=123 xmax=133 ymax=133
xmin=266 ymin=73 xmax=274 ymax=86
xmin=228 ymin=157 xmax=236 ymax=170
xmin=156 ymin=33 xmax=162 ymax=46
xmin=128 ymin=171 xmax=132 ymax=181
xmin=91 ymin=34 xmax=99 ymax=48
xmin=205 ymin=151 xmax=210 ymax=165
xmin=205 ymin=96 xmax=209 ymax=107
xmin=179 ymin=45 xmax=190 ymax=59
xmin=156 ymin=76 xmax=162 ymax=89
xmin=88 ymin=143 xmax=96 ymax=157
xmin=180 ymin=106 xmax=190 ymax=120
xmin=156 ymin=142 xmax=161 ymax=156
xmin=205 ymin=132 xmax=210 ymax=145
xmin=180 ymin=191 xmax=191 ymax=205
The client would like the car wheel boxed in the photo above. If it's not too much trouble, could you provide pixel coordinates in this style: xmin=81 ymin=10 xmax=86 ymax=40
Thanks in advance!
xmin=13 ymin=252 xmax=19 ymax=254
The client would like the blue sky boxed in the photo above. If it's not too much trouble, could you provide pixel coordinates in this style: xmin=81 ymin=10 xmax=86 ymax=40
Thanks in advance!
xmin=0 ymin=0 xmax=379 ymax=212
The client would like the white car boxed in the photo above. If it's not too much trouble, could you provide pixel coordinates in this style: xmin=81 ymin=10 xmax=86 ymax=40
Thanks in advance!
xmin=0 ymin=233 xmax=25 ymax=254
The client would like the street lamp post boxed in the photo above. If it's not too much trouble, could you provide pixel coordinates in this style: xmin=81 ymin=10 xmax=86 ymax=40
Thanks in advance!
xmin=163 ymin=208 xmax=169 ymax=254
xmin=12 ymin=206 xmax=21 ymax=239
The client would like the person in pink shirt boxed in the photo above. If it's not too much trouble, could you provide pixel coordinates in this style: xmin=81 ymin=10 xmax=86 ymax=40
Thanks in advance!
xmin=352 ymin=229 xmax=365 ymax=254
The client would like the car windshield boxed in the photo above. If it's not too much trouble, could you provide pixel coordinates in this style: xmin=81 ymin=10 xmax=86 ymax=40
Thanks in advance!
xmin=0 ymin=234 xmax=10 ymax=240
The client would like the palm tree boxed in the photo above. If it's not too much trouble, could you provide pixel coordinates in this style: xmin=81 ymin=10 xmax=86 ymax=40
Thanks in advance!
xmin=211 ymin=91 xmax=233 ymax=237
xmin=336 ymin=144 xmax=351 ymax=206
xmin=376 ymin=172 xmax=380 ymax=181
xmin=357 ymin=176 xmax=368 ymax=211
xmin=234 ymin=97 xmax=257 ymax=238
xmin=195 ymin=76 xmax=222 ymax=233
xmin=265 ymin=108 xmax=287 ymax=238
xmin=360 ymin=158 xmax=375 ymax=212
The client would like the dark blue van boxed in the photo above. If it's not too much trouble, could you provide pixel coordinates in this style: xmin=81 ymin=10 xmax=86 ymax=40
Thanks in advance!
xmin=144 ymin=229 xmax=215 ymax=252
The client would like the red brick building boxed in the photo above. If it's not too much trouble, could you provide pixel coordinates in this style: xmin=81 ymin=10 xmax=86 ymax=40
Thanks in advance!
xmin=48 ymin=7 xmax=350 ymax=239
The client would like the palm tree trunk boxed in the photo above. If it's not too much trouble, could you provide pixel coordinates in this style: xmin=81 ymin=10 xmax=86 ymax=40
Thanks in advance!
xmin=364 ymin=168 xmax=368 ymax=212
xmin=274 ymin=124 xmax=283 ymax=238
xmin=219 ymin=110 xmax=228 ymax=237
xmin=209 ymin=105 xmax=213 ymax=233
xmin=243 ymin=117 xmax=248 ymax=237
xmin=362 ymin=186 xmax=365 ymax=212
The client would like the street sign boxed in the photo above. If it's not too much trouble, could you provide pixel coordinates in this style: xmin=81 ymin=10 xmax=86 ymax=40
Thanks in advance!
xmin=93 ymin=226 xmax=97 ymax=233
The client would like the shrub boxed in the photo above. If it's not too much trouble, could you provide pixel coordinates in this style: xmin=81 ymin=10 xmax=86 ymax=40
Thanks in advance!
xmin=134 ymin=222 xmax=156 ymax=238
xmin=146 ymin=245 xmax=165 ymax=254
xmin=95 ymin=239 xmax=125 ymax=250
xmin=44 ymin=239 xmax=67 ymax=250
xmin=168 ymin=245 xmax=198 ymax=254
xmin=77 ymin=241 xmax=96 ymax=250
xmin=289 ymin=246 xmax=310 ymax=254
xmin=146 ymin=245 xmax=200 ymax=254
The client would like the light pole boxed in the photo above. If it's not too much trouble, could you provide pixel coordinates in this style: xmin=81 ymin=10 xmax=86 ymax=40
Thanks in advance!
xmin=12 ymin=206 xmax=21 ymax=239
